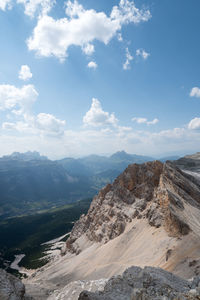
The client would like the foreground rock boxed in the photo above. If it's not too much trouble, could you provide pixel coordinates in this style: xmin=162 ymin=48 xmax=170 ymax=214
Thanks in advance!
xmin=79 ymin=266 xmax=200 ymax=300
xmin=0 ymin=268 xmax=25 ymax=300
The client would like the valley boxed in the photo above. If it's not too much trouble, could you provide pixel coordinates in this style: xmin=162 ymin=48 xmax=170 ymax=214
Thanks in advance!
xmin=0 ymin=198 xmax=91 ymax=274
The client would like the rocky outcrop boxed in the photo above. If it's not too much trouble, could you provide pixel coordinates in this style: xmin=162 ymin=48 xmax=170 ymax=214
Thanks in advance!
xmin=0 ymin=269 xmax=25 ymax=300
xmin=78 ymin=266 xmax=200 ymax=300
xmin=174 ymin=152 xmax=200 ymax=172
xmin=66 ymin=161 xmax=200 ymax=254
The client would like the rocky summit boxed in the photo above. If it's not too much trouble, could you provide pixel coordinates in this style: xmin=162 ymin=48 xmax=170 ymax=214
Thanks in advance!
xmin=24 ymin=160 xmax=200 ymax=299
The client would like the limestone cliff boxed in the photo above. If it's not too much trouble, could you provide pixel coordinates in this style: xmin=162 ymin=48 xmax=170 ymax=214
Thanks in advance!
xmin=66 ymin=161 xmax=200 ymax=254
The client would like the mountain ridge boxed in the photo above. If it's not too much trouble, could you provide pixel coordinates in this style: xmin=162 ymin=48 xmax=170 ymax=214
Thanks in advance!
xmin=24 ymin=158 xmax=200 ymax=299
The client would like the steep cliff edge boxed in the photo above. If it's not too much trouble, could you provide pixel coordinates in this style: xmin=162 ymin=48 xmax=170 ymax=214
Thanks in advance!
xmin=24 ymin=161 xmax=200 ymax=299
xmin=66 ymin=161 xmax=200 ymax=253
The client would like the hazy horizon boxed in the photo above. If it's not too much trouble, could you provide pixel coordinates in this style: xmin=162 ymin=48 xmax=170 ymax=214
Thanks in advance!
xmin=0 ymin=149 xmax=192 ymax=161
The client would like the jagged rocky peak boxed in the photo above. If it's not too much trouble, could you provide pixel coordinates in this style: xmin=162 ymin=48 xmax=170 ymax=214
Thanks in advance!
xmin=66 ymin=160 xmax=200 ymax=254
xmin=2 ymin=151 xmax=48 ymax=161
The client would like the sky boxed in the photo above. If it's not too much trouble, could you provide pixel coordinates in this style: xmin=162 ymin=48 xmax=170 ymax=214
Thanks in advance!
xmin=0 ymin=0 xmax=200 ymax=159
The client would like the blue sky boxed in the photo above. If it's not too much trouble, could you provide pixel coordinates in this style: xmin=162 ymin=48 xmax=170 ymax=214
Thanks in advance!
xmin=0 ymin=0 xmax=200 ymax=159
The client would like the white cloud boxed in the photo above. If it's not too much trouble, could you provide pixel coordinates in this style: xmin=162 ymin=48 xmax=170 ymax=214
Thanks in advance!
xmin=2 ymin=122 xmax=16 ymax=130
xmin=188 ymin=117 xmax=200 ymax=130
xmin=147 ymin=118 xmax=159 ymax=125
xmin=117 ymin=33 xmax=123 ymax=42
xmin=3 ymin=114 xmax=66 ymax=137
xmin=123 ymin=47 xmax=133 ymax=70
xmin=65 ymin=0 xmax=84 ymax=18
xmin=82 ymin=44 xmax=95 ymax=55
xmin=190 ymin=87 xmax=200 ymax=98
xmin=2 ymin=121 xmax=35 ymax=133
xmin=0 ymin=0 xmax=55 ymax=17
xmin=110 ymin=0 xmax=151 ymax=25
xmin=18 ymin=65 xmax=33 ymax=81
xmin=132 ymin=117 xmax=147 ymax=124
xmin=0 ymin=0 xmax=12 ymax=10
xmin=35 ymin=113 xmax=66 ymax=135
xmin=83 ymin=98 xmax=118 ymax=127
xmin=16 ymin=0 xmax=56 ymax=18
xmin=132 ymin=117 xmax=159 ymax=125
xmin=87 ymin=61 xmax=97 ymax=69
xmin=0 ymin=84 xmax=38 ymax=115
xmin=27 ymin=14 xmax=119 ymax=61
xmin=2 ymin=111 xmax=66 ymax=136
xmin=27 ymin=0 xmax=151 ymax=61
xmin=136 ymin=48 xmax=150 ymax=60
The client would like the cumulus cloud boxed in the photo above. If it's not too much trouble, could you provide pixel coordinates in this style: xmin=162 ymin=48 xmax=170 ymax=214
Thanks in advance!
xmin=110 ymin=0 xmax=151 ymax=24
xmin=188 ymin=117 xmax=200 ymax=130
xmin=3 ymin=112 xmax=66 ymax=136
xmin=27 ymin=0 xmax=151 ymax=61
xmin=123 ymin=47 xmax=133 ymax=70
xmin=35 ymin=113 xmax=66 ymax=135
xmin=136 ymin=48 xmax=150 ymax=60
xmin=0 ymin=82 xmax=66 ymax=136
xmin=27 ymin=13 xmax=119 ymax=61
xmin=132 ymin=117 xmax=159 ymax=125
xmin=87 ymin=61 xmax=97 ymax=69
xmin=83 ymin=98 xmax=118 ymax=127
xmin=2 ymin=121 xmax=35 ymax=133
xmin=0 ymin=0 xmax=12 ymax=10
xmin=0 ymin=0 xmax=55 ymax=17
xmin=190 ymin=87 xmax=200 ymax=98
xmin=18 ymin=65 xmax=33 ymax=81
xmin=16 ymin=0 xmax=56 ymax=18
xmin=0 ymin=84 xmax=38 ymax=115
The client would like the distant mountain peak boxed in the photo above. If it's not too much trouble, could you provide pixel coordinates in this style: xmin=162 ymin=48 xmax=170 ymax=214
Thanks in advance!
xmin=110 ymin=150 xmax=133 ymax=160
xmin=185 ymin=152 xmax=200 ymax=160
xmin=2 ymin=151 xmax=48 ymax=161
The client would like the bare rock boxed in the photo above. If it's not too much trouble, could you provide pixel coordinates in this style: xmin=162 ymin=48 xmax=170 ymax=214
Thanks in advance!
xmin=0 ymin=269 xmax=25 ymax=300
xmin=78 ymin=266 xmax=200 ymax=300
xmin=66 ymin=160 xmax=200 ymax=253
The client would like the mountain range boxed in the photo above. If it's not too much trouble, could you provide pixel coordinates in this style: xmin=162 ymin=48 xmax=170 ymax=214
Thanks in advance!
xmin=0 ymin=150 xmax=178 ymax=218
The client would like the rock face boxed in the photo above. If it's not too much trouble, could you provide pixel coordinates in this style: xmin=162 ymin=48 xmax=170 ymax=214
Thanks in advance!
xmin=78 ymin=266 xmax=200 ymax=300
xmin=0 ymin=268 xmax=25 ymax=300
xmin=66 ymin=160 xmax=200 ymax=254
xmin=174 ymin=152 xmax=200 ymax=172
